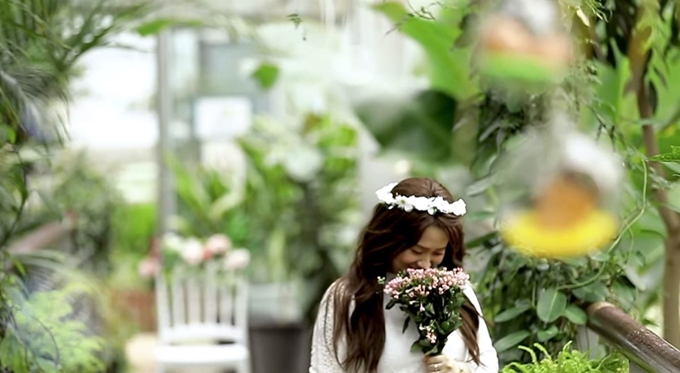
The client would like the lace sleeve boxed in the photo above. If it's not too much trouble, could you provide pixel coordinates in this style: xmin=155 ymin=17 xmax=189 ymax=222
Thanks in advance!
xmin=464 ymin=285 xmax=499 ymax=373
xmin=309 ymin=282 xmax=347 ymax=373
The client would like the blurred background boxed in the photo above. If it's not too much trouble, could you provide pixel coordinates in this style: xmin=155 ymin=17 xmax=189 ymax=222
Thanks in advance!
xmin=3 ymin=0 xmax=680 ymax=372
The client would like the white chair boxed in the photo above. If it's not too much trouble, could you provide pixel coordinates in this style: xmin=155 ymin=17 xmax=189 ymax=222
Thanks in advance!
xmin=154 ymin=261 xmax=250 ymax=373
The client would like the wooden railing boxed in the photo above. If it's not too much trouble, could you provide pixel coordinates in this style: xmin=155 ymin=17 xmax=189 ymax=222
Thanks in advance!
xmin=586 ymin=302 xmax=680 ymax=373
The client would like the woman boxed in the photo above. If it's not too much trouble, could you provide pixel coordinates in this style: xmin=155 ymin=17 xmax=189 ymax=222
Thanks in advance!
xmin=309 ymin=178 xmax=499 ymax=373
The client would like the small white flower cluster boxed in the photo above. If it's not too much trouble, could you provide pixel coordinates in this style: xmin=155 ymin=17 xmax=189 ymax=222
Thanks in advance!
xmin=375 ymin=182 xmax=467 ymax=216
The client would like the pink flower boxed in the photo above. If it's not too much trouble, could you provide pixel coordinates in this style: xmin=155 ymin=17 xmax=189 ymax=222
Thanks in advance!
xmin=381 ymin=267 xmax=470 ymax=355
xmin=384 ymin=267 xmax=469 ymax=300
xmin=224 ymin=249 xmax=251 ymax=270
xmin=181 ymin=238 xmax=205 ymax=265
xmin=204 ymin=234 xmax=232 ymax=255
xmin=138 ymin=257 xmax=161 ymax=279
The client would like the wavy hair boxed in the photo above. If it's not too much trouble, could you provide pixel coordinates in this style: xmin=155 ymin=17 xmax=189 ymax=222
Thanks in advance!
xmin=329 ymin=177 xmax=481 ymax=373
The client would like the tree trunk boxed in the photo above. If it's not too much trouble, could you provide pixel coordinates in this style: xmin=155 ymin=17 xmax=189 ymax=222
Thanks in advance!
xmin=663 ymin=237 xmax=680 ymax=347
xmin=639 ymin=90 xmax=680 ymax=348
xmin=629 ymin=2 xmax=680 ymax=348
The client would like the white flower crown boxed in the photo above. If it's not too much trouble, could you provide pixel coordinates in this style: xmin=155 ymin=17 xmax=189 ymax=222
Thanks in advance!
xmin=375 ymin=182 xmax=467 ymax=216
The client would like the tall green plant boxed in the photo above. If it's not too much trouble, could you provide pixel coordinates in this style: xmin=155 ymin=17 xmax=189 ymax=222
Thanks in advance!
xmin=0 ymin=1 xmax=152 ymax=372
xmin=48 ymin=155 xmax=124 ymax=275
xmin=581 ymin=0 xmax=680 ymax=348
xmin=237 ymin=113 xmax=360 ymax=323
xmin=168 ymin=156 xmax=251 ymax=245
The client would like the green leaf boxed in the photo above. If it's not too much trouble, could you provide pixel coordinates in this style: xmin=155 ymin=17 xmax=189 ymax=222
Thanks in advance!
xmin=564 ymin=304 xmax=588 ymax=325
xmin=494 ymin=302 xmax=532 ymax=323
xmin=559 ymin=257 xmax=589 ymax=267
xmin=36 ymin=357 xmax=58 ymax=373
xmin=649 ymin=145 xmax=680 ymax=162
xmin=355 ymin=89 xmax=457 ymax=162
xmin=251 ymin=63 xmax=280 ymax=89
xmin=11 ymin=258 xmax=25 ymax=276
xmin=372 ymin=2 xmax=476 ymax=99
xmin=465 ymin=231 xmax=497 ymax=249
xmin=0 ymin=184 xmax=16 ymax=209
xmin=425 ymin=303 xmax=435 ymax=315
xmin=494 ymin=330 xmax=531 ymax=353
xmin=136 ymin=18 xmax=204 ymax=36
xmin=36 ymin=189 xmax=63 ymax=218
xmin=403 ymin=316 xmax=410 ymax=333
xmin=287 ymin=13 xmax=303 ymax=28
xmin=612 ymin=280 xmax=637 ymax=309
xmin=466 ymin=175 xmax=495 ymax=196
xmin=589 ymin=250 xmax=611 ymax=262
xmin=536 ymin=288 xmax=568 ymax=323
xmin=464 ymin=209 xmax=496 ymax=223
xmin=537 ymin=325 xmax=559 ymax=342
xmin=572 ymin=281 xmax=609 ymax=303
xmin=0 ymin=126 xmax=16 ymax=144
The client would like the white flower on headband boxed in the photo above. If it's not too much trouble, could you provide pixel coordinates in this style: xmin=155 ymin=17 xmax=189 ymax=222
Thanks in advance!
xmin=375 ymin=182 xmax=467 ymax=216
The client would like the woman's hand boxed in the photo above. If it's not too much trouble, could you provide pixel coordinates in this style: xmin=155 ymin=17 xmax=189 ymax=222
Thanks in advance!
xmin=423 ymin=355 xmax=470 ymax=373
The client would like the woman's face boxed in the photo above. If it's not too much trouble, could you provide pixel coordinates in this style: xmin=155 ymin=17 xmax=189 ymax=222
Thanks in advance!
xmin=390 ymin=226 xmax=449 ymax=273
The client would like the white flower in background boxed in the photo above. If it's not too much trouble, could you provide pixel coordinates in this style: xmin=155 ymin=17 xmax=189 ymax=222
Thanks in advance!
xmin=162 ymin=232 xmax=184 ymax=252
xmin=205 ymin=234 xmax=232 ymax=255
xmin=224 ymin=249 xmax=251 ymax=271
xmin=181 ymin=238 xmax=205 ymax=266
xmin=138 ymin=257 xmax=161 ymax=279
xmin=282 ymin=144 xmax=324 ymax=182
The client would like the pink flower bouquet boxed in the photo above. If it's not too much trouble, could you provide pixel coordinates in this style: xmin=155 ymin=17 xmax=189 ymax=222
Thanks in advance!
xmin=378 ymin=267 xmax=470 ymax=355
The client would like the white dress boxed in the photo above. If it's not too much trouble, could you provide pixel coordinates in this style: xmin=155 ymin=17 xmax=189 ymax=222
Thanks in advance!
xmin=309 ymin=282 xmax=499 ymax=373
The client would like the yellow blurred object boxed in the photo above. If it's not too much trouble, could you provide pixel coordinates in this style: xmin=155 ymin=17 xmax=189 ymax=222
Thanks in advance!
xmin=534 ymin=173 xmax=598 ymax=229
xmin=501 ymin=171 xmax=619 ymax=257
xmin=501 ymin=209 xmax=618 ymax=258
xmin=496 ymin=114 xmax=624 ymax=258
xmin=501 ymin=170 xmax=618 ymax=257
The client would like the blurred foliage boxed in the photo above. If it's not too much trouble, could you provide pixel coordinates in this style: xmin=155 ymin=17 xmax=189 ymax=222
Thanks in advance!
xmin=169 ymin=156 xmax=251 ymax=246
xmin=167 ymin=110 xmax=360 ymax=324
xmin=237 ymin=113 xmax=360 ymax=322
xmin=0 ymin=281 xmax=105 ymax=373
xmin=109 ymin=203 xmax=158 ymax=289
xmin=0 ymin=0 xmax=150 ymax=144
xmin=0 ymin=0 xmax=152 ymax=372
xmin=355 ymin=0 xmax=680 ymax=365
xmin=49 ymin=155 xmax=124 ymax=276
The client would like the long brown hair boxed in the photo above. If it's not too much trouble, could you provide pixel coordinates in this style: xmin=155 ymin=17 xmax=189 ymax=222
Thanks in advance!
xmin=330 ymin=178 xmax=481 ymax=373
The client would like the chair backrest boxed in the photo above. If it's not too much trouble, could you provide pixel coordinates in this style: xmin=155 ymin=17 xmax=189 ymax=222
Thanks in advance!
xmin=155 ymin=260 xmax=248 ymax=345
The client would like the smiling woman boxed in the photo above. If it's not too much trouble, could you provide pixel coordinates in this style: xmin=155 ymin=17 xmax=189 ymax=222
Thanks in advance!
xmin=391 ymin=226 xmax=448 ymax=273
xmin=309 ymin=177 xmax=499 ymax=373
